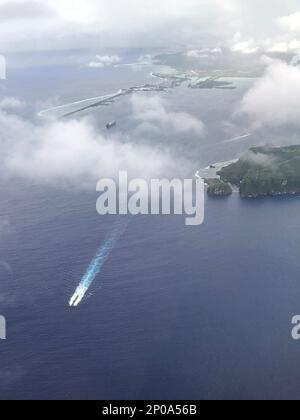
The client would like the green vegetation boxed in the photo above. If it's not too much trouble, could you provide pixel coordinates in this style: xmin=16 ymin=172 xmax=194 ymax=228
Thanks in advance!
xmin=154 ymin=51 xmax=262 ymax=77
xmin=218 ymin=145 xmax=300 ymax=198
xmin=189 ymin=80 xmax=236 ymax=90
xmin=206 ymin=179 xmax=233 ymax=197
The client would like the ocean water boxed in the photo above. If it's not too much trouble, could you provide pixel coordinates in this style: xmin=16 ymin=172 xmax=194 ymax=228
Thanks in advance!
xmin=1 ymin=54 xmax=300 ymax=400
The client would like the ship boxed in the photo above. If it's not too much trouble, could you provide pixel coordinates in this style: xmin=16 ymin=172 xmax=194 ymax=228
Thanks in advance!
xmin=106 ymin=121 xmax=117 ymax=130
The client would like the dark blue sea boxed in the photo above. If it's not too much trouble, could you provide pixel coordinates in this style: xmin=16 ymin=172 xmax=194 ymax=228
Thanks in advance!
xmin=1 ymin=51 xmax=300 ymax=400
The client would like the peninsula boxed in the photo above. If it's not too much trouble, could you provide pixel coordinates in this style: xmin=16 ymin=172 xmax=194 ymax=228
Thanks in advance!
xmin=200 ymin=145 xmax=300 ymax=198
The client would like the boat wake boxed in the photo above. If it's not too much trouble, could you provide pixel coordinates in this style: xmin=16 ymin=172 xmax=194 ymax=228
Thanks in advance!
xmin=223 ymin=133 xmax=252 ymax=144
xmin=69 ymin=216 xmax=132 ymax=307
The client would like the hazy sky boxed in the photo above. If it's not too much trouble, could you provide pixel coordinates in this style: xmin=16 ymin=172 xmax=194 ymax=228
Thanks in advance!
xmin=1 ymin=0 xmax=300 ymax=52
xmin=1 ymin=1 xmax=300 ymax=185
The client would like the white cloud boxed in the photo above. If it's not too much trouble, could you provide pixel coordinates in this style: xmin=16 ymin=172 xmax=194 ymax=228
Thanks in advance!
xmin=266 ymin=39 xmax=300 ymax=53
xmin=277 ymin=10 xmax=300 ymax=32
xmin=185 ymin=48 xmax=222 ymax=58
xmin=0 ymin=54 xmax=6 ymax=79
xmin=246 ymin=151 xmax=277 ymax=166
xmin=240 ymin=59 xmax=300 ymax=127
xmin=88 ymin=55 xmax=120 ymax=68
xmin=231 ymin=40 xmax=259 ymax=54
xmin=268 ymin=42 xmax=289 ymax=53
xmin=131 ymin=95 xmax=205 ymax=137
xmin=0 ymin=97 xmax=24 ymax=110
xmin=0 ymin=0 xmax=300 ymax=54
xmin=289 ymin=39 xmax=300 ymax=50
xmin=0 ymin=104 xmax=185 ymax=187
xmin=231 ymin=32 xmax=260 ymax=54
xmin=0 ymin=0 xmax=239 ymax=52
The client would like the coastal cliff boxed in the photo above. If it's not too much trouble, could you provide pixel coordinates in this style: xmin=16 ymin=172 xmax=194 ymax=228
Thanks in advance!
xmin=206 ymin=179 xmax=233 ymax=197
xmin=217 ymin=145 xmax=300 ymax=198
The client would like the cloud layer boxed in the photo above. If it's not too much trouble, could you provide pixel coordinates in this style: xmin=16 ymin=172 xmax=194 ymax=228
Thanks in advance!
xmin=131 ymin=95 xmax=205 ymax=137
xmin=240 ymin=58 xmax=300 ymax=127
xmin=0 ymin=105 xmax=188 ymax=187
xmin=1 ymin=1 xmax=300 ymax=53
xmin=87 ymin=55 xmax=121 ymax=68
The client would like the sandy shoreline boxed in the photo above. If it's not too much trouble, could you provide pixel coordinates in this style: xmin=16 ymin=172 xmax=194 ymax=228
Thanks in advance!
xmin=195 ymin=159 xmax=238 ymax=180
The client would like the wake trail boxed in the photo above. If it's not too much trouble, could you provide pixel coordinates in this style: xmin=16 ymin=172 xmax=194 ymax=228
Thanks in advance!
xmin=69 ymin=216 xmax=132 ymax=307
xmin=223 ymin=133 xmax=252 ymax=144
